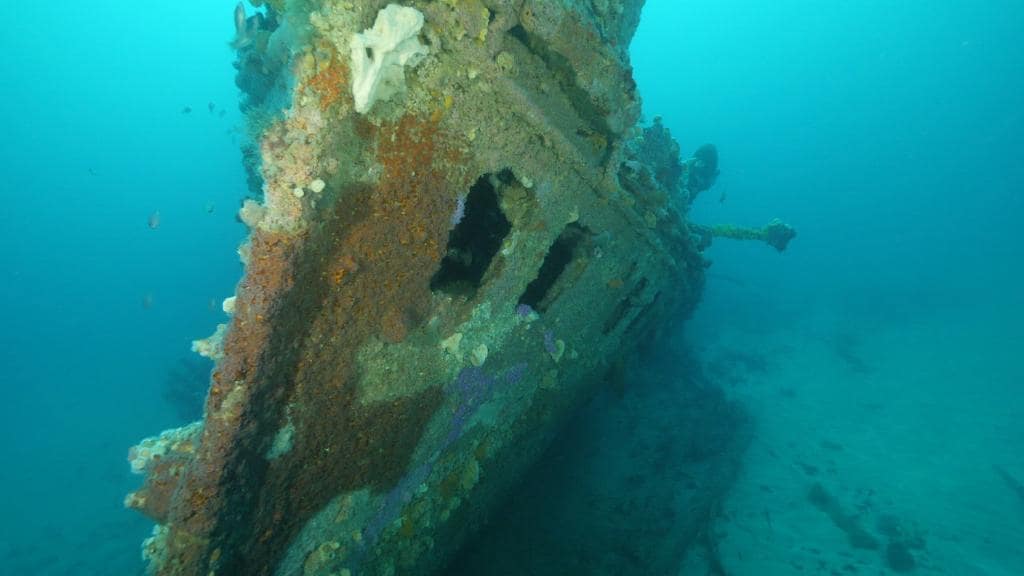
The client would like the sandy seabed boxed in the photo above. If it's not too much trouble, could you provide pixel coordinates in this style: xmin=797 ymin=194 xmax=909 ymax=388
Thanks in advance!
xmin=687 ymin=297 xmax=1024 ymax=576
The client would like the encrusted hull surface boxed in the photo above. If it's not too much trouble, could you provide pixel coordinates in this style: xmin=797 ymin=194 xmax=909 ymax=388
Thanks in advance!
xmin=127 ymin=1 xmax=707 ymax=574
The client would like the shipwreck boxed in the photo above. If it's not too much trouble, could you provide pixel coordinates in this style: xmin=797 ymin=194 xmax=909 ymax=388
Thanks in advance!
xmin=126 ymin=1 xmax=793 ymax=574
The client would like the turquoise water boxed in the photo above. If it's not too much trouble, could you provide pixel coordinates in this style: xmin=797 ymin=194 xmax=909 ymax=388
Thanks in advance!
xmin=633 ymin=3 xmax=1024 ymax=573
xmin=2 ymin=1 xmax=1022 ymax=574
xmin=1 ymin=2 xmax=247 ymax=573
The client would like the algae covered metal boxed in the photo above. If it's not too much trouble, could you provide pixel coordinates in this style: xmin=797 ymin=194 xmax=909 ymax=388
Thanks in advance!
xmin=126 ymin=1 xmax=734 ymax=574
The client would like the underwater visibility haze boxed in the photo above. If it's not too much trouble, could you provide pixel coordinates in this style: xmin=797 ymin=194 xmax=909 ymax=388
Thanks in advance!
xmin=0 ymin=1 xmax=1021 ymax=575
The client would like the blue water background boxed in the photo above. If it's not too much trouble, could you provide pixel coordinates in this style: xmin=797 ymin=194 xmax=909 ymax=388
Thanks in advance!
xmin=632 ymin=0 xmax=1024 ymax=324
xmin=1 ymin=0 xmax=1021 ymax=573
xmin=1 ymin=2 xmax=246 ymax=572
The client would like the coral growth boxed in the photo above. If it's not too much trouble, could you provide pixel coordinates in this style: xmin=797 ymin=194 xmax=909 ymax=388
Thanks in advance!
xmin=684 ymin=143 xmax=720 ymax=200
xmin=232 ymin=5 xmax=285 ymax=112
xmin=350 ymin=5 xmax=429 ymax=114
xmin=691 ymin=219 xmax=797 ymax=253
xmin=191 ymin=323 xmax=227 ymax=360
xmin=160 ymin=356 xmax=212 ymax=422
xmin=763 ymin=218 xmax=798 ymax=252
xmin=126 ymin=1 xmax=791 ymax=575
xmin=306 ymin=51 xmax=349 ymax=111
xmin=633 ymin=116 xmax=683 ymax=192
xmin=125 ymin=422 xmax=203 ymax=522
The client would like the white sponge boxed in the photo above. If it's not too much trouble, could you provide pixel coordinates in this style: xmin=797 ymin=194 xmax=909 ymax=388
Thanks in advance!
xmin=350 ymin=4 xmax=428 ymax=114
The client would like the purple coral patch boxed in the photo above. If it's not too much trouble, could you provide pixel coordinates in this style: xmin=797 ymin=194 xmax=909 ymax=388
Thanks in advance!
xmin=451 ymin=194 xmax=467 ymax=228
xmin=543 ymin=329 xmax=557 ymax=355
xmin=505 ymin=362 xmax=528 ymax=384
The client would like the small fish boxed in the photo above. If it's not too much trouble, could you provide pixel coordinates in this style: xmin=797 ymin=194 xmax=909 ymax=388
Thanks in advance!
xmin=719 ymin=190 xmax=727 ymax=204
xmin=204 ymin=202 xmax=215 ymax=214
xmin=88 ymin=167 xmax=97 ymax=176
xmin=148 ymin=211 xmax=161 ymax=229
xmin=181 ymin=106 xmax=192 ymax=114
xmin=208 ymin=102 xmax=216 ymax=113
xmin=142 ymin=293 xmax=154 ymax=309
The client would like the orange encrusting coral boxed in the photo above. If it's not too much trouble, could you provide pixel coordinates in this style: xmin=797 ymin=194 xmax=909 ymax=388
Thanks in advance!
xmin=126 ymin=458 xmax=183 ymax=522
xmin=220 ymin=113 xmax=465 ymax=573
xmin=151 ymin=113 xmax=469 ymax=576
xmin=154 ymin=229 xmax=302 ymax=573
xmin=364 ymin=113 xmax=465 ymax=341
xmin=306 ymin=55 xmax=349 ymax=111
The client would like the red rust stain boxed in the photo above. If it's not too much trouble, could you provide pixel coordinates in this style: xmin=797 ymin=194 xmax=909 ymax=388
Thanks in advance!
xmin=306 ymin=54 xmax=348 ymax=111
xmin=154 ymin=114 xmax=467 ymax=576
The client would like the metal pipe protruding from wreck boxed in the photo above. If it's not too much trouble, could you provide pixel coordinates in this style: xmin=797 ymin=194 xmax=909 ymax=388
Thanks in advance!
xmin=691 ymin=219 xmax=797 ymax=252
